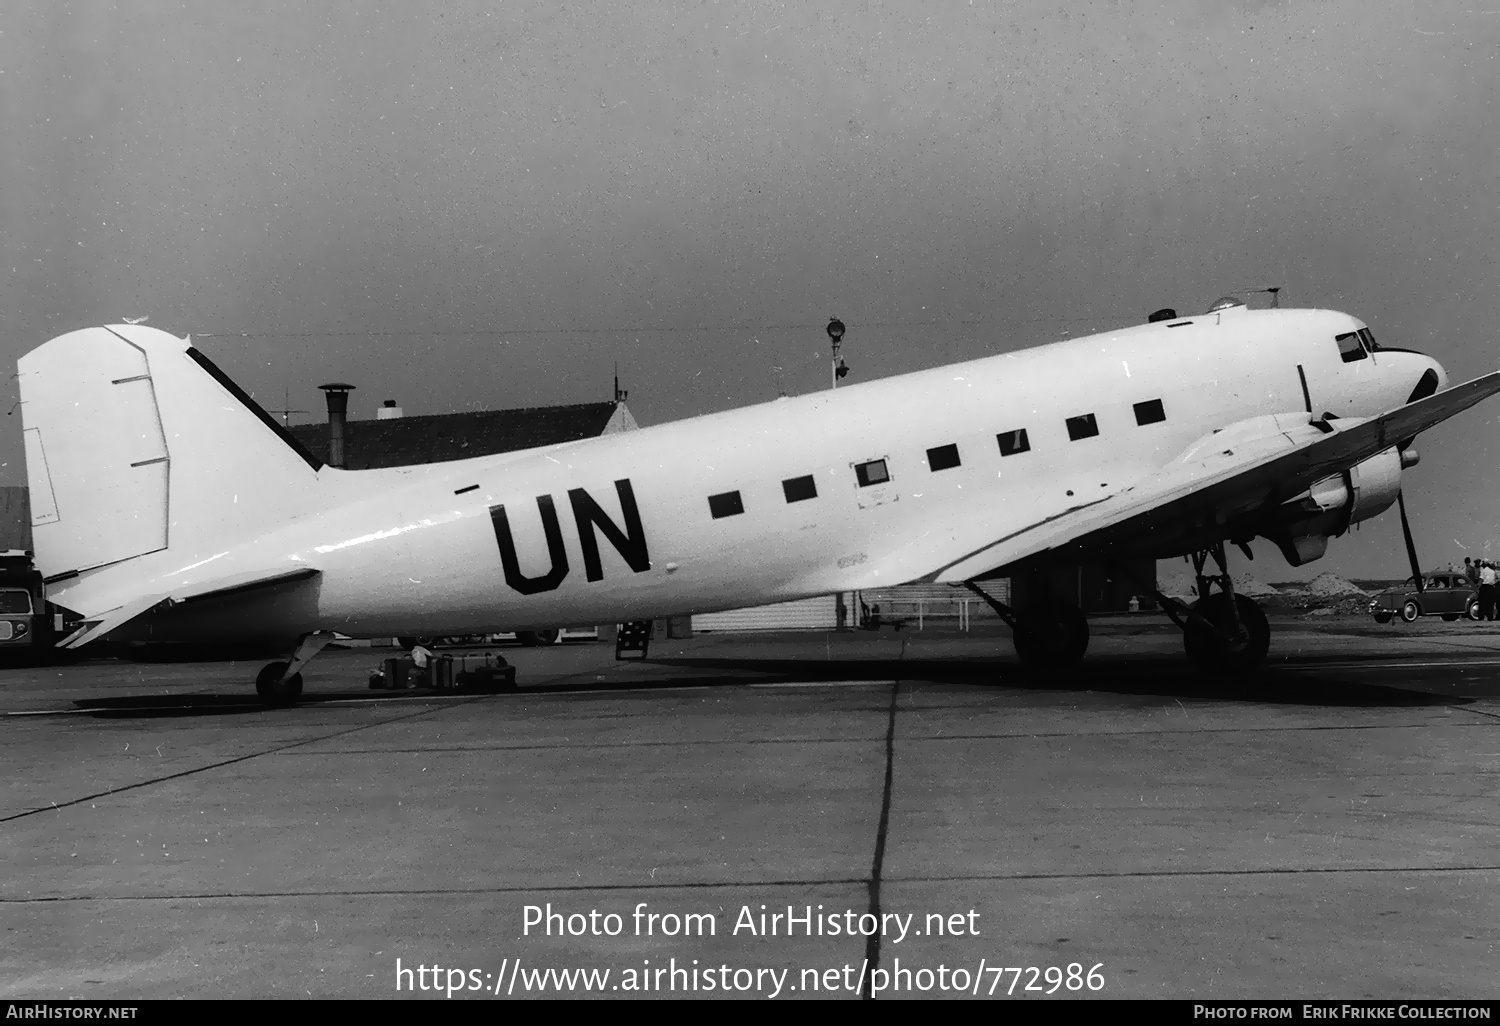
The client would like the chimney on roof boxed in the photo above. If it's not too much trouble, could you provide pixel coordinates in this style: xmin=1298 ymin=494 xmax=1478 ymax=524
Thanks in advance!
xmin=319 ymin=383 xmax=355 ymax=468
xmin=377 ymin=399 xmax=403 ymax=420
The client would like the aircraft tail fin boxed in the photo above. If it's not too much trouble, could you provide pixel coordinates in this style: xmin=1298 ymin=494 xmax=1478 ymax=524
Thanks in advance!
xmin=18 ymin=325 xmax=326 ymax=583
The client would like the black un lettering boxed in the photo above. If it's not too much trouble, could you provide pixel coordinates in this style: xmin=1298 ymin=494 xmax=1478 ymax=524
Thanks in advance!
xmin=568 ymin=478 xmax=651 ymax=582
xmin=490 ymin=494 xmax=569 ymax=595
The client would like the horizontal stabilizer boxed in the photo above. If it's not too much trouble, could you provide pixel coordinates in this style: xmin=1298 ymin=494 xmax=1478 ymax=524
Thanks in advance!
xmin=57 ymin=566 xmax=322 ymax=649
xmin=59 ymin=593 xmax=171 ymax=649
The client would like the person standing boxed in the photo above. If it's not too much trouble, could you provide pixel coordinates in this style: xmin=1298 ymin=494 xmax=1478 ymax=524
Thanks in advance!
xmin=1465 ymin=557 xmax=1480 ymax=588
xmin=1480 ymin=561 xmax=1497 ymax=621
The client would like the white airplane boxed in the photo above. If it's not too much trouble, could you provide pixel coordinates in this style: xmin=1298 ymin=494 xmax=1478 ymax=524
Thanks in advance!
xmin=17 ymin=299 xmax=1500 ymax=703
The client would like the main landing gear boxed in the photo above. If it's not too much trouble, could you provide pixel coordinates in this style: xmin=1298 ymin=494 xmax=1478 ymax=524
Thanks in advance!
xmin=1149 ymin=543 xmax=1270 ymax=673
xmin=964 ymin=579 xmax=1090 ymax=668
xmin=963 ymin=541 xmax=1271 ymax=674
xmin=256 ymin=632 xmax=336 ymax=706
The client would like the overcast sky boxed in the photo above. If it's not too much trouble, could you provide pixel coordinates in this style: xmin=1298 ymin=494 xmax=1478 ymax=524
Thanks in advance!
xmin=4 ymin=0 xmax=1498 ymax=578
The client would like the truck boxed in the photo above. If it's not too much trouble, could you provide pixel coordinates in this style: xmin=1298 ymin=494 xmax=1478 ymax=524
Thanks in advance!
xmin=0 ymin=551 xmax=59 ymax=650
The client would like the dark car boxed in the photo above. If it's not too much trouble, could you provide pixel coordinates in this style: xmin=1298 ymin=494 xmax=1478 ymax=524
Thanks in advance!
xmin=1369 ymin=573 xmax=1481 ymax=624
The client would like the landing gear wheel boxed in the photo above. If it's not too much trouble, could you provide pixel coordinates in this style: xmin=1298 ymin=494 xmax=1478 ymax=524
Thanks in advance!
xmin=1400 ymin=601 xmax=1420 ymax=624
xmin=1373 ymin=613 xmax=1392 ymax=624
xmin=1442 ymin=614 xmax=1460 ymax=622
xmin=1011 ymin=602 xmax=1089 ymax=667
xmin=1183 ymin=594 xmax=1270 ymax=673
xmin=1468 ymin=600 xmax=1482 ymax=622
xmin=255 ymin=660 xmax=304 ymax=706
xmin=535 ymin=628 xmax=561 ymax=646
xmin=516 ymin=631 xmax=540 ymax=647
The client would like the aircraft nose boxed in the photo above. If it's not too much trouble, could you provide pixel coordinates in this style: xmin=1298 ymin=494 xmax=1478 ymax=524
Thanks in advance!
xmin=1406 ymin=356 xmax=1446 ymax=404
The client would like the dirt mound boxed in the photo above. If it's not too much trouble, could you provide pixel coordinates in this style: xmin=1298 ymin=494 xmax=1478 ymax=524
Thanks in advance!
xmin=1301 ymin=571 xmax=1369 ymax=598
xmin=1234 ymin=573 xmax=1281 ymax=598
xmin=1156 ymin=562 xmax=1280 ymax=600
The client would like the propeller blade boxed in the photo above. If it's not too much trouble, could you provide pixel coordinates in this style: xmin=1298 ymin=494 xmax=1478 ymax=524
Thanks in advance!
xmin=1398 ymin=490 xmax=1423 ymax=592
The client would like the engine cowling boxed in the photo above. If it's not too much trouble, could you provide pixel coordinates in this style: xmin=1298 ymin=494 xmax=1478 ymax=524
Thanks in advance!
xmin=1264 ymin=447 xmax=1410 ymax=565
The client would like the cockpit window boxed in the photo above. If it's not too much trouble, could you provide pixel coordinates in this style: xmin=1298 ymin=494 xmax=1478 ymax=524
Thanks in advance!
xmin=1358 ymin=327 xmax=1380 ymax=351
xmin=1335 ymin=331 xmax=1368 ymax=363
xmin=0 ymin=590 xmax=31 ymax=614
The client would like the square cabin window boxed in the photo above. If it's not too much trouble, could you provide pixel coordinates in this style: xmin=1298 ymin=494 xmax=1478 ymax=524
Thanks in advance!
xmin=782 ymin=475 xmax=817 ymax=503
xmin=707 ymin=490 xmax=744 ymax=519
xmin=997 ymin=429 xmax=1030 ymax=457
xmin=1133 ymin=399 xmax=1166 ymax=426
xmin=926 ymin=444 xmax=961 ymax=472
xmin=854 ymin=459 xmax=890 ymax=487
xmin=1335 ymin=331 xmax=1368 ymax=363
xmin=1066 ymin=413 xmax=1099 ymax=441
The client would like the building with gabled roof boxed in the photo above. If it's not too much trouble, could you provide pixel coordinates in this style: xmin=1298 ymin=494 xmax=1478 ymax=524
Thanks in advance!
xmin=288 ymin=400 xmax=637 ymax=470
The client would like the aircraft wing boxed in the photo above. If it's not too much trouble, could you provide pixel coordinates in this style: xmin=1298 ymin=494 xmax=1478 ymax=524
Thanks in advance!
xmin=896 ymin=371 xmax=1500 ymax=586
xmin=57 ymin=566 xmax=320 ymax=649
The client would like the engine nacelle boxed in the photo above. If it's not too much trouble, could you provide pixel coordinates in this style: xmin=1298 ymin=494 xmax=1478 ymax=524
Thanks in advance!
xmin=1264 ymin=447 xmax=1409 ymax=566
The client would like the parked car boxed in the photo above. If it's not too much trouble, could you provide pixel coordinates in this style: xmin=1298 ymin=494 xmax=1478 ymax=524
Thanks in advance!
xmin=1369 ymin=573 xmax=1481 ymax=624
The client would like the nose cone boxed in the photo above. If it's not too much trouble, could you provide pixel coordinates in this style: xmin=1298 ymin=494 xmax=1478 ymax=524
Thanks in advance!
xmin=1406 ymin=356 xmax=1447 ymax=404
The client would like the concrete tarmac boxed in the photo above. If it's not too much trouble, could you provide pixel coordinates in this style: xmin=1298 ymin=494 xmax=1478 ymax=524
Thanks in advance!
xmin=1 ymin=617 xmax=1496 ymax=1000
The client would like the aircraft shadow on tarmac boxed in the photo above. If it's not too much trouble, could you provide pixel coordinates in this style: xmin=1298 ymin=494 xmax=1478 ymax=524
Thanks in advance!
xmin=552 ymin=655 xmax=1463 ymax=709
xmin=63 ymin=655 xmax=1464 ymax=718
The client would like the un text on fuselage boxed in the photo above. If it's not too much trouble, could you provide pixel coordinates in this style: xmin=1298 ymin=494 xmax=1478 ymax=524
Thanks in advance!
xmin=489 ymin=478 xmax=651 ymax=595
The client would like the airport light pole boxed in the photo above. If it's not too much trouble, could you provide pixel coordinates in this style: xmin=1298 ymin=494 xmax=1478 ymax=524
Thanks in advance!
xmin=827 ymin=316 xmax=851 ymax=630
xmin=828 ymin=317 xmax=848 ymax=389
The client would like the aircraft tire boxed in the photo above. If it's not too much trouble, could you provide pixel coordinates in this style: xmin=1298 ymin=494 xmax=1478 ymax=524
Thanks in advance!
xmin=516 ymin=631 xmax=540 ymax=647
xmin=1373 ymin=613 xmax=1393 ymax=624
xmin=255 ymin=661 xmax=304 ymax=706
xmin=1011 ymin=602 xmax=1089 ymax=667
xmin=1184 ymin=594 xmax=1269 ymax=673
xmin=536 ymin=628 xmax=562 ymax=646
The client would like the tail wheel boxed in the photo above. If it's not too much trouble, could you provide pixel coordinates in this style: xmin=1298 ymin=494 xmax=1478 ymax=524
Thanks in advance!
xmin=1468 ymin=600 xmax=1482 ymax=622
xmin=1011 ymin=602 xmax=1089 ymax=667
xmin=255 ymin=660 xmax=303 ymax=706
xmin=1400 ymin=600 xmax=1421 ymax=623
xmin=1183 ymin=594 xmax=1270 ymax=673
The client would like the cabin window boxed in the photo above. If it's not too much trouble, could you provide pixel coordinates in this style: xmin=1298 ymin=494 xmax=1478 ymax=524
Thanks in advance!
xmin=1335 ymin=331 xmax=1367 ymax=363
xmin=708 ymin=491 xmax=744 ymax=519
xmin=926 ymin=444 xmax=961 ymax=472
xmin=782 ymin=475 xmax=817 ymax=503
xmin=1066 ymin=413 xmax=1099 ymax=441
xmin=997 ymin=429 xmax=1030 ymax=456
xmin=854 ymin=459 xmax=890 ymax=487
xmin=1133 ymin=399 xmax=1166 ymax=426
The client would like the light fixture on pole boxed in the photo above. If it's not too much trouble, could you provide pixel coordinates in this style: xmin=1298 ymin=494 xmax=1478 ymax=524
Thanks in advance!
xmin=827 ymin=317 xmax=848 ymax=388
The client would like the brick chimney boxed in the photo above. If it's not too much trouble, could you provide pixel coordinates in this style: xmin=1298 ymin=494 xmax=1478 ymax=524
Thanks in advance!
xmin=318 ymin=383 xmax=355 ymax=468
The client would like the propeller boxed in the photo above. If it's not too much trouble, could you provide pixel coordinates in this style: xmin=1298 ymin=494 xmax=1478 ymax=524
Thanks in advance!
xmin=1397 ymin=491 xmax=1423 ymax=592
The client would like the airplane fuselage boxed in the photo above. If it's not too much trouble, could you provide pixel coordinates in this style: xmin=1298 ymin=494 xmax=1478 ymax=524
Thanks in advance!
xmin=52 ymin=307 xmax=1443 ymax=643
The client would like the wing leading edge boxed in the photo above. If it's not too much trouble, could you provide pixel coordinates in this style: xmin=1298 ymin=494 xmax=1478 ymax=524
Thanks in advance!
xmin=910 ymin=371 xmax=1500 ymax=586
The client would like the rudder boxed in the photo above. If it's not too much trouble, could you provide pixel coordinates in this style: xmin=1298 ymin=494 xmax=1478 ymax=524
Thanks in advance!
xmin=18 ymin=325 xmax=325 ymax=582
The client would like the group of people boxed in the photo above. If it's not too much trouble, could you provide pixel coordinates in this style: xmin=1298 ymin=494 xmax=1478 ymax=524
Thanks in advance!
xmin=1460 ymin=557 xmax=1499 ymax=621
